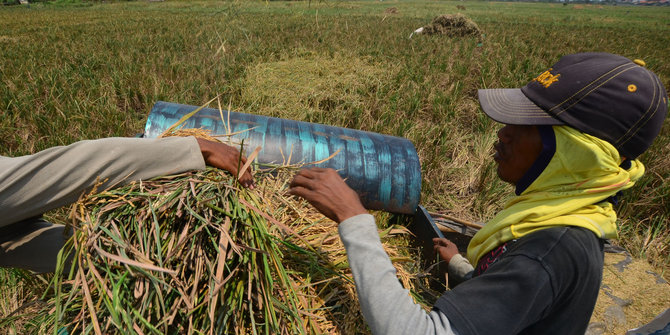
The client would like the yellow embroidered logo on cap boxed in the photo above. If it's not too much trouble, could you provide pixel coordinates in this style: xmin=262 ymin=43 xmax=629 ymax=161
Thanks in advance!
xmin=628 ymin=84 xmax=637 ymax=92
xmin=534 ymin=68 xmax=561 ymax=88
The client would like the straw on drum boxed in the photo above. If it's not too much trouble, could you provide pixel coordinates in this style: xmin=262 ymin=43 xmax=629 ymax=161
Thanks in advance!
xmin=40 ymin=105 xmax=432 ymax=334
xmin=50 ymin=166 xmax=427 ymax=334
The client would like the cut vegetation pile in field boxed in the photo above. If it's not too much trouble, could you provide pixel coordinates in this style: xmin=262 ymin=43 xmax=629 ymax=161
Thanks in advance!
xmin=37 ymin=163 xmax=426 ymax=334
xmin=422 ymin=14 xmax=482 ymax=38
xmin=384 ymin=7 xmax=399 ymax=15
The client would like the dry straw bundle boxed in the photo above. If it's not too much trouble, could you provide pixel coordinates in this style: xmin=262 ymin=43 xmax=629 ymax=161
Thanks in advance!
xmin=45 ymin=131 xmax=427 ymax=334
xmin=422 ymin=14 xmax=482 ymax=38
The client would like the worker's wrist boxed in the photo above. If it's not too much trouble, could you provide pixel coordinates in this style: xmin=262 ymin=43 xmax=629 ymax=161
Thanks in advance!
xmin=195 ymin=138 xmax=213 ymax=161
xmin=447 ymin=253 xmax=464 ymax=265
xmin=335 ymin=207 xmax=369 ymax=224
xmin=339 ymin=211 xmax=374 ymax=226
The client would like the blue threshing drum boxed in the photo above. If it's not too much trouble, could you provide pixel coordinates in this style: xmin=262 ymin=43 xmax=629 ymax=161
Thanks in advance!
xmin=144 ymin=101 xmax=421 ymax=214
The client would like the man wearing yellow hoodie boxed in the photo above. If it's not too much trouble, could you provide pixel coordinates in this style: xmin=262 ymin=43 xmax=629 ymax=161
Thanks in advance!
xmin=289 ymin=53 xmax=668 ymax=335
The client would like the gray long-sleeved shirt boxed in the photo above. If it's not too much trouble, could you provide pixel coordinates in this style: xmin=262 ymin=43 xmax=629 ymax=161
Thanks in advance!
xmin=339 ymin=214 xmax=459 ymax=335
xmin=0 ymin=137 xmax=205 ymax=227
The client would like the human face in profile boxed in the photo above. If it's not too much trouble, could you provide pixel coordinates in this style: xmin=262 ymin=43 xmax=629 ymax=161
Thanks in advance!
xmin=493 ymin=125 xmax=543 ymax=184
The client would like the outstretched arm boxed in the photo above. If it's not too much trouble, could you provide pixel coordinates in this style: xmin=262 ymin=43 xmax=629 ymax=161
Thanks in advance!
xmin=289 ymin=168 xmax=459 ymax=335
xmin=0 ymin=136 xmax=253 ymax=226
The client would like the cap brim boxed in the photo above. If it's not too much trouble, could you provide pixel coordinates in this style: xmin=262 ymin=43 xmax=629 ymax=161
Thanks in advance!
xmin=478 ymin=88 xmax=564 ymax=126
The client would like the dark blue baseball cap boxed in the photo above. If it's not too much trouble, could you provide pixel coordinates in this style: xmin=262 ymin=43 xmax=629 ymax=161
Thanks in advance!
xmin=478 ymin=52 xmax=668 ymax=159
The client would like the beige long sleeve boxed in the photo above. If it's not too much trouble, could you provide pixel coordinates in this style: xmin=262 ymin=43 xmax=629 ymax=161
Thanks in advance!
xmin=0 ymin=137 xmax=205 ymax=227
xmin=447 ymin=254 xmax=474 ymax=285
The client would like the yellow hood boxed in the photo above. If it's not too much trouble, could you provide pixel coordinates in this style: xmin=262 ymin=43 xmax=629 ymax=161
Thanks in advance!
xmin=467 ymin=126 xmax=644 ymax=265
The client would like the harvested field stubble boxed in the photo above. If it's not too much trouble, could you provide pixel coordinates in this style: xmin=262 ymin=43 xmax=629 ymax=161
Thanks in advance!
xmin=43 ymin=166 xmax=428 ymax=334
xmin=1 ymin=2 xmax=669 ymax=333
xmin=240 ymin=53 xmax=394 ymax=129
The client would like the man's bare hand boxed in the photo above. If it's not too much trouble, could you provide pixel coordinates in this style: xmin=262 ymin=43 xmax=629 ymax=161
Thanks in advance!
xmin=433 ymin=238 xmax=460 ymax=264
xmin=288 ymin=168 xmax=367 ymax=223
xmin=196 ymin=138 xmax=254 ymax=188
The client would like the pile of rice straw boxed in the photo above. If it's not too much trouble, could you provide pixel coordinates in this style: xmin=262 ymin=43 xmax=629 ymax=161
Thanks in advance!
xmin=44 ymin=132 xmax=429 ymax=334
xmin=422 ymin=14 xmax=482 ymax=37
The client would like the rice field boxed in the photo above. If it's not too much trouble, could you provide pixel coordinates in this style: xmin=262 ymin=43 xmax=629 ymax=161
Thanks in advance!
xmin=0 ymin=0 xmax=669 ymax=333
